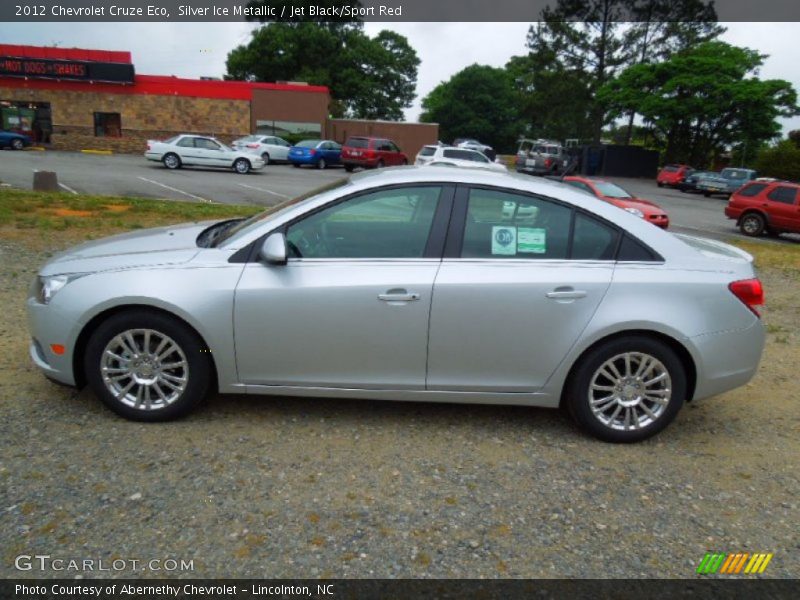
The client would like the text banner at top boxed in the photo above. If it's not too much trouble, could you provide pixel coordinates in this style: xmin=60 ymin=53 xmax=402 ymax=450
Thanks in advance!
xmin=3 ymin=0 xmax=800 ymax=22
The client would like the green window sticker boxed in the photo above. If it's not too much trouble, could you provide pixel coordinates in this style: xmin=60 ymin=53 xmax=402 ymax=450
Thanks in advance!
xmin=491 ymin=226 xmax=517 ymax=255
xmin=518 ymin=228 xmax=546 ymax=254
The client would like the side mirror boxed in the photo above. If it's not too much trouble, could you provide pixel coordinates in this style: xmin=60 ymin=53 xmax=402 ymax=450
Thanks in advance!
xmin=259 ymin=232 xmax=288 ymax=265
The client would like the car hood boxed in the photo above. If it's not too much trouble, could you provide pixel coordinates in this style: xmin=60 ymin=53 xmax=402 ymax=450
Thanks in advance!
xmin=605 ymin=197 xmax=664 ymax=214
xmin=39 ymin=221 xmax=215 ymax=276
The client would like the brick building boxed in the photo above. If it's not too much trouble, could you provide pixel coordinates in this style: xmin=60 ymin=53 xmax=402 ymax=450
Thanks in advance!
xmin=0 ymin=44 xmax=437 ymax=156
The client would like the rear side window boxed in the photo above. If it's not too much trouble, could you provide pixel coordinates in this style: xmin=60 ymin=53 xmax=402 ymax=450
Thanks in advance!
xmin=766 ymin=186 xmax=798 ymax=205
xmin=662 ymin=165 xmax=679 ymax=172
xmin=346 ymin=138 xmax=369 ymax=149
xmin=572 ymin=213 xmax=620 ymax=260
xmin=738 ymin=183 xmax=767 ymax=197
xmin=461 ymin=189 xmax=571 ymax=259
xmin=617 ymin=234 xmax=659 ymax=262
xmin=419 ymin=146 xmax=436 ymax=156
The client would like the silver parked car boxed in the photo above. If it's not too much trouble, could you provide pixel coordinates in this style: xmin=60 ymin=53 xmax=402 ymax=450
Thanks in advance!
xmin=145 ymin=134 xmax=265 ymax=174
xmin=27 ymin=168 xmax=765 ymax=442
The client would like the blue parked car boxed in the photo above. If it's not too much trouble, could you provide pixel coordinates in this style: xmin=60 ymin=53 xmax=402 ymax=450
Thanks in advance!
xmin=288 ymin=139 xmax=342 ymax=169
xmin=0 ymin=130 xmax=32 ymax=150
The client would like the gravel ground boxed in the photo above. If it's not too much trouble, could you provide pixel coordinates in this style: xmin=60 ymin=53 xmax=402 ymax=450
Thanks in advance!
xmin=1 ymin=237 xmax=798 ymax=579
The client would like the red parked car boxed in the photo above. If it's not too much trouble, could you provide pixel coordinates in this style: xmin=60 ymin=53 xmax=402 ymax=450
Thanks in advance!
xmin=657 ymin=164 xmax=693 ymax=187
xmin=564 ymin=176 xmax=670 ymax=229
xmin=725 ymin=180 xmax=800 ymax=237
xmin=340 ymin=136 xmax=408 ymax=172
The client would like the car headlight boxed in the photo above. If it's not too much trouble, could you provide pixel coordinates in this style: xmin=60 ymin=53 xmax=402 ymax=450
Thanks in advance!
xmin=33 ymin=274 xmax=86 ymax=305
xmin=624 ymin=207 xmax=645 ymax=218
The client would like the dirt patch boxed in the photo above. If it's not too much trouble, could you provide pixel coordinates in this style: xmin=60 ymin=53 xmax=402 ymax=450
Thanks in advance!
xmin=49 ymin=208 xmax=93 ymax=218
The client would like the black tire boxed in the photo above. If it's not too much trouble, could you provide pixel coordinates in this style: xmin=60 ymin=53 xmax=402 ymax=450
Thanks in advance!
xmin=163 ymin=153 xmax=181 ymax=170
xmin=233 ymin=158 xmax=251 ymax=174
xmin=293 ymin=163 xmax=301 ymax=168
xmin=376 ymin=159 xmax=385 ymax=169
xmin=565 ymin=336 xmax=686 ymax=443
xmin=657 ymin=182 xmax=664 ymax=188
xmin=739 ymin=212 xmax=766 ymax=237
xmin=84 ymin=310 xmax=212 ymax=422
xmin=317 ymin=158 xmax=327 ymax=170
xmin=703 ymin=191 xmax=711 ymax=197
xmin=11 ymin=138 xmax=24 ymax=150
xmin=344 ymin=164 xmax=355 ymax=173
xmin=261 ymin=152 xmax=270 ymax=165
xmin=401 ymin=158 xmax=408 ymax=166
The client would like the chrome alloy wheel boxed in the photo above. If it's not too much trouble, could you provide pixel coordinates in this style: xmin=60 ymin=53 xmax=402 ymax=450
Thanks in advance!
xmin=588 ymin=352 xmax=671 ymax=431
xmin=100 ymin=329 xmax=189 ymax=410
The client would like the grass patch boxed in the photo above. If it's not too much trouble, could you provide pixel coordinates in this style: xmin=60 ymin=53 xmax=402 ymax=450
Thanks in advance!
xmin=729 ymin=240 xmax=800 ymax=273
xmin=0 ymin=188 xmax=261 ymax=246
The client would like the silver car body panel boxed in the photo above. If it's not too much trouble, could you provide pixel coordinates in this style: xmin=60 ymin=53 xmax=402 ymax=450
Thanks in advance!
xmin=27 ymin=167 xmax=765 ymax=408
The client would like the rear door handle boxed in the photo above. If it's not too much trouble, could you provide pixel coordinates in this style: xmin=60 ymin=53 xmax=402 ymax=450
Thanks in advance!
xmin=378 ymin=291 xmax=420 ymax=302
xmin=546 ymin=289 xmax=587 ymax=300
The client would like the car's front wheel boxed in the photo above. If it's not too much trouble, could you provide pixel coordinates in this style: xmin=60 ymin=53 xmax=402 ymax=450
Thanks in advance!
xmin=163 ymin=153 xmax=181 ymax=170
xmin=566 ymin=336 xmax=686 ymax=443
xmin=11 ymin=138 xmax=24 ymax=150
xmin=740 ymin=212 xmax=766 ymax=237
xmin=233 ymin=158 xmax=251 ymax=174
xmin=84 ymin=310 xmax=212 ymax=421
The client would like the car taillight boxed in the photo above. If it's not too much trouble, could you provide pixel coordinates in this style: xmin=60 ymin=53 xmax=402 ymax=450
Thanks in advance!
xmin=309 ymin=149 xmax=316 ymax=155
xmin=246 ymin=143 xmax=259 ymax=148
xmin=729 ymin=279 xmax=764 ymax=317
xmin=545 ymin=158 xmax=552 ymax=167
xmin=366 ymin=150 xmax=376 ymax=159
xmin=146 ymin=143 xmax=151 ymax=150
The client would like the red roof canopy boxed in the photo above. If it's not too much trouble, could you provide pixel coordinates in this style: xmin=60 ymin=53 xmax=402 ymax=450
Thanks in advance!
xmin=0 ymin=44 xmax=132 ymax=64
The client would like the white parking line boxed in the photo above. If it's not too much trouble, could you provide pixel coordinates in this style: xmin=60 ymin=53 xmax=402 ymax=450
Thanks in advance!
xmin=58 ymin=183 xmax=78 ymax=195
xmin=236 ymin=182 xmax=290 ymax=199
xmin=137 ymin=177 xmax=212 ymax=203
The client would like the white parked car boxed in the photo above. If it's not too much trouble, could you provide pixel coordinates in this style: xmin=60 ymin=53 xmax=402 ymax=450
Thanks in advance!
xmin=231 ymin=134 xmax=292 ymax=165
xmin=415 ymin=145 xmax=506 ymax=173
xmin=145 ymin=134 xmax=265 ymax=174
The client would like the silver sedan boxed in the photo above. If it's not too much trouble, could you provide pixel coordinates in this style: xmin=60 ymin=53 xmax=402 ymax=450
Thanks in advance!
xmin=26 ymin=168 xmax=765 ymax=442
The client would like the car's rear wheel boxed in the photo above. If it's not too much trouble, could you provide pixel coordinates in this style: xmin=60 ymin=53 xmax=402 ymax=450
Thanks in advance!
xmin=401 ymin=159 xmax=408 ymax=166
xmin=376 ymin=160 xmax=385 ymax=169
xmin=11 ymin=138 xmax=24 ymax=150
xmin=566 ymin=336 xmax=686 ymax=443
xmin=344 ymin=164 xmax=354 ymax=172
xmin=261 ymin=152 xmax=270 ymax=165
xmin=292 ymin=163 xmax=300 ymax=168
xmin=740 ymin=212 xmax=766 ymax=237
xmin=163 ymin=153 xmax=181 ymax=170
xmin=84 ymin=310 xmax=212 ymax=421
xmin=703 ymin=191 xmax=711 ymax=197
xmin=317 ymin=158 xmax=327 ymax=170
xmin=233 ymin=158 xmax=251 ymax=174
xmin=657 ymin=182 xmax=664 ymax=188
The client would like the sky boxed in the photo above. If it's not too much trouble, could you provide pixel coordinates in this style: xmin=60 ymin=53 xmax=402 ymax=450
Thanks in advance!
xmin=4 ymin=21 xmax=800 ymax=133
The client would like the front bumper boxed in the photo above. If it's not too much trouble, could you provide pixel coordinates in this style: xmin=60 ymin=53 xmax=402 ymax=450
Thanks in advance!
xmin=27 ymin=297 xmax=78 ymax=386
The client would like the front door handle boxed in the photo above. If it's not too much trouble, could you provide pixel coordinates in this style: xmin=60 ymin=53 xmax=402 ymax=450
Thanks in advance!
xmin=378 ymin=290 xmax=420 ymax=302
xmin=546 ymin=288 xmax=587 ymax=300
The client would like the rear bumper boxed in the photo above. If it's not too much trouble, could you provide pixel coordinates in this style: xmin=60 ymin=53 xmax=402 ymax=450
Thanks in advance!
xmin=690 ymin=319 xmax=765 ymax=401
xmin=724 ymin=206 xmax=741 ymax=221
xmin=288 ymin=155 xmax=317 ymax=165
xmin=342 ymin=158 xmax=378 ymax=168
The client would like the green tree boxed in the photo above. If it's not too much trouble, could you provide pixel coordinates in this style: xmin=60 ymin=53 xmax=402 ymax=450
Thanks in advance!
xmin=599 ymin=41 xmax=799 ymax=165
xmin=225 ymin=22 xmax=419 ymax=120
xmin=754 ymin=140 xmax=800 ymax=180
xmin=419 ymin=65 xmax=523 ymax=153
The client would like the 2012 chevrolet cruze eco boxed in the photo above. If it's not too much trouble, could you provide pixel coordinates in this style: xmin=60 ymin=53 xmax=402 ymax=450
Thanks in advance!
xmin=27 ymin=168 xmax=766 ymax=442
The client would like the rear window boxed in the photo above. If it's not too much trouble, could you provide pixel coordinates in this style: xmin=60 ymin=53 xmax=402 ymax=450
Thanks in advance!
xmin=419 ymin=146 xmax=437 ymax=156
xmin=296 ymin=139 xmax=320 ymax=148
xmin=737 ymin=183 xmax=768 ymax=197
xmin=345 ymin=138 xmax=369 ymax=149
xmin=594 ymin=182 xmax=632 ymax=199
xmin=721 ymin=168 xmax=752 ymax=180
xmin=662 ymin=165 xmax=679 ymax=172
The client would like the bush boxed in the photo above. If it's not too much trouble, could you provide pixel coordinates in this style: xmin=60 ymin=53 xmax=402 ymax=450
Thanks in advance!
xmin=754 ymin=140 xmax=800 ymax=181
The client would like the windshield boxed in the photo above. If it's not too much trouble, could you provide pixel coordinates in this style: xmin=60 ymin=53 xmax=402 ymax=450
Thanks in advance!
xmin=721 ymin=168 xmax=751 ymax=180
xmin=594 ymin=182 xmax=632 ymax=198
xmin=419 ymin=146 xmax=437 ymax=156
xmin=296 ymin=139 xmax=321 ymax=148
xmin=213 ymin=178 xmax=350 ymax=247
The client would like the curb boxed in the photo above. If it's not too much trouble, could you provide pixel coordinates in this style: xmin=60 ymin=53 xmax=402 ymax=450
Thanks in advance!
xmin=25 ymin=146 xmax=46 ymax=152
xmin=81 ymin=149 xmax=113 ymax=155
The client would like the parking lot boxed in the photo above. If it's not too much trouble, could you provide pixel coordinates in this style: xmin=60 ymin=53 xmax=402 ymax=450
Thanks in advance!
xmin=2 ymin=149 xmax=798 ymax=245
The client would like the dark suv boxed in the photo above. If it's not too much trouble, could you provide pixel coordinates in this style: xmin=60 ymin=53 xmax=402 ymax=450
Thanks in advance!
xmin=341 ymin=136 xmax=408 ymax=171
xmin=725 ymin=180 xmax=800 ymax=237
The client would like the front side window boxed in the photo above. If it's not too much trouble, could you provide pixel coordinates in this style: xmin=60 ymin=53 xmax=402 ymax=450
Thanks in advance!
xmin=286 ymin=186 xmax=442 ymax=259
xmin=177 ymin=136 xmax=195 ymax=148
xmin=196 ymin=138 xmax=221 ymax=151
xmin=461 ymin=189 xmax=571 ymax=259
